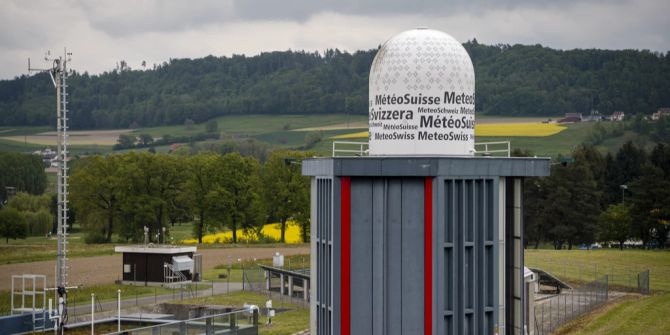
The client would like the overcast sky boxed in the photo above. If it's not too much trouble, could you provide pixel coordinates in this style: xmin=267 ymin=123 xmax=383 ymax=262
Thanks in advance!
xmin=1 ymin=0 xmax=668 ymax=79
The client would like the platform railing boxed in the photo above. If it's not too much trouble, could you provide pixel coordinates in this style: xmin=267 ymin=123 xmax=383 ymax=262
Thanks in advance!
xmin=103 ymin=308 xmax=259 ymax=335
xmin=332 ymin=140 xmax=511 ymax=157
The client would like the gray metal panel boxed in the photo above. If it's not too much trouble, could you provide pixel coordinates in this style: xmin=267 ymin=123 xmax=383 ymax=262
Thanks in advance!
xmin=385 ymin=179 xmax=403 ymax=335
xmin=302 ymin=159 xmax=334 ymax=176
xmin=401 ymin=178 xmax=424 ymax=335
xmin=350 ymin=178 xmax=374 ymax=334
xmin=303 ymin=157 xmax=550 ymax=178
xmin=310 ymin=175 xmax=317 ymax=333
xmin=333 ymin=177 xmax=341 ymax=335
xmin=438 ymin=177 xmax=498 ymax=335
xmin=313 ymin=178 xmax=334 ymax=335
xmin=372 ymin=179 xmax=386 ymax=335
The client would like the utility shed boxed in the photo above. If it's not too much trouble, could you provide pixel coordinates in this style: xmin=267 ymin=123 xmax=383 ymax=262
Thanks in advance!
xmin=303 ymin=156 xmax=550 ymax=335
xmin=115 ymin=246 xmax=199 ymax=286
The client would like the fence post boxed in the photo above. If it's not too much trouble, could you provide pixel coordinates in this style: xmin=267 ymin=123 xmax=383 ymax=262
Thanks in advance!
xmin=117 ymin=289 xmax=121 ymax=333
xmin=549 ymin=298 xmax=554 ymax=331
xmin=91 ymin=293 xmax=95 ymax=335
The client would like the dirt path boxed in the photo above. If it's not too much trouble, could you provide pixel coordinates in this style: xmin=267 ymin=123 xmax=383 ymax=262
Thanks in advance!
xmin=0 ymin=246 xmax=309 ymax=291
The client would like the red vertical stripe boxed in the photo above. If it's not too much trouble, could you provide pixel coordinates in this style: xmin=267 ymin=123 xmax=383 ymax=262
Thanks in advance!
xmin=340 ymin=177 xmax=351 ymax=335
xmin=424 ymin=177 xmax=433 ymax=335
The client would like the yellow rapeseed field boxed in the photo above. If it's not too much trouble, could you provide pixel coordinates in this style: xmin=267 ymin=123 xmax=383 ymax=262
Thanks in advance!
xmin=182 ymin=222 xmax=303 ymax=244
xmin=329 ymin=122 xmax=565 ymax=139
xmin=475 ymin=123 xmax=565 ymax=137
xmin=331 ymin=131 xmax=369 ymax=140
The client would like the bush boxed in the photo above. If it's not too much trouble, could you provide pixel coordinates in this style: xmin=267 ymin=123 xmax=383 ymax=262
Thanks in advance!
xmin=205 ymin=120 xmax=219 ymax=133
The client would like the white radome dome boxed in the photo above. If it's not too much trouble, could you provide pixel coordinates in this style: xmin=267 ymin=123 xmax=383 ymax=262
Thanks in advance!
xmin=368 ymin=28 xmax=476 ymax=156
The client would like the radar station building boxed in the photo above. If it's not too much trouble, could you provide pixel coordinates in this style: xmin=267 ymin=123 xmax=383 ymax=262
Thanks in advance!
xmin=303 ymin=28 xmax=550 ymax=335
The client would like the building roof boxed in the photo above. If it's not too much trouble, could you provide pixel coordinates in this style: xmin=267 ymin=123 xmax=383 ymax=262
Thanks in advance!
xmin=259 ymin=264 xmax=310 ymax=280
xmin=114 ymin=245 xmax=196 ymax=254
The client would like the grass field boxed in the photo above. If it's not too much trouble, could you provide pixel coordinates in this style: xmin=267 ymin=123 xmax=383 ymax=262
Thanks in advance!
xmin=180 ymin=290 xmax=309 ymax=335
xmin=525 ymin=249 xmax=670 ymax=292
xmin=526 ymin=249 xmax=670 ymax=335
xmin=554 ymin=293 xmax=670 ymax=335
xmin=0 ymin=233 xmax=115 ymax=265
xmin=203 ymin=254 xmax=310 ymax=282
xmin=0 ymin=282 xmax=209 ymax=315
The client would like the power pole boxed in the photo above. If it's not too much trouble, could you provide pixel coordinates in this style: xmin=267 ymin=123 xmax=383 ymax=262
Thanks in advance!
xmin=29 ymin=49 xmax=72 ymax=335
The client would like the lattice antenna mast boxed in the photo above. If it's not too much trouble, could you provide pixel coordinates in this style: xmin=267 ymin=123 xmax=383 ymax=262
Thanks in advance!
xmin=29 ymin=48 xmax=72 ymax=335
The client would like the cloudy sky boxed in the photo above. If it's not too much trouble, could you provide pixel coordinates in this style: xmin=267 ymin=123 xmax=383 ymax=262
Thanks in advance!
xmin=1 ymin=0 xmax=668 ymax=79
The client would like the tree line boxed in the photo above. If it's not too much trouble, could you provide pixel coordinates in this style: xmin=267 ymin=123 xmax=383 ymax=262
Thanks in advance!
xmin=68 ymin=150 xmax=311 ymax=244
xmin=1 ymin=43 xmax=669 ymax=129
xmin=523 ymin=141 xmax=670 ymax=249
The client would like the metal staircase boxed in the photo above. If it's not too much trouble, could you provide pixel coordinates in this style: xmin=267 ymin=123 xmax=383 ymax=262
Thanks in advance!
xmin=163 ymin=262 xmax=189 ymax=286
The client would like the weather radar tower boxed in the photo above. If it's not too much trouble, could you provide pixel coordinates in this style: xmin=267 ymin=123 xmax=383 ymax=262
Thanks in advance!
xmin=29 ymin=49 xmax=72 ymax=334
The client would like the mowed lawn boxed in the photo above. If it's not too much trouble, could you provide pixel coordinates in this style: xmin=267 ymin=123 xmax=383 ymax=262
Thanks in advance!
xmin=526 ymin=249 xmax=670 ymax=335
xmin=554 ymin=293 xmax=670 ymax=335
xmin=180 ymin=290 xmax=309 ymax=335
xmin=525 ymin=249 xmax=670 ymax=291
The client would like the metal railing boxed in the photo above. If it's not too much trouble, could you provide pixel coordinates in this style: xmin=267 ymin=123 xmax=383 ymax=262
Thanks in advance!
xmin=332 ymin=141 xmax=369 ymax=157
xmin=474 ymin=141 xmax=511 ymax=157
xmin=104 ymin=308 xmax=259 ymax=335
xmin=331 ymin=140 xmax=511 ymax=157
xmin=164 ymin=262 xmax=188 ymax=286
xmin=242 ymin=266 xmax=310 ymax=309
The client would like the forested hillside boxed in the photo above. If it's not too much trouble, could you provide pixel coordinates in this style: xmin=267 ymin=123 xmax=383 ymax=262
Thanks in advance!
xmin=1 ymin=43 xmax=669 ymax=129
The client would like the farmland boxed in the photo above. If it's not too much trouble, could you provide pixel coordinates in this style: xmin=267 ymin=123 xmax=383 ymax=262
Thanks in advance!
xmin=182 ymin=222 xmax=304 ymax=244
xmin=0 ymin=115 xmax=638 ymax=158
xmin=0 ymin=115 xmax=367 ymax=154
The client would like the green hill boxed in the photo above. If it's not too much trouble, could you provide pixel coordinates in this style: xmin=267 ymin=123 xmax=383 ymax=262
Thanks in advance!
xmin=1 ymin=44 xmax=669 ymax=129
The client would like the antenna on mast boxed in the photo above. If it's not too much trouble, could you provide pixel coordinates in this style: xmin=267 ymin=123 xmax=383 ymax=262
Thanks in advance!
xmin=28 ymin=48 xmax=72 ymax=335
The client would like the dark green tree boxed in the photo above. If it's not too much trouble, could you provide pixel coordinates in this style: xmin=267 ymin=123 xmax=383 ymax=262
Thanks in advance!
xmin=0 ymin=152 xmax=47 ymax=204
xmin=138 ymin=133 xmax=154 ymax=146
xmin=115 ymin=134 xmax=136 ymax=149
xmin=261 ymin=150 xmax=312 ymax=243
xmin=70 ymin=155 xmax=123 ymax=242
xmin=598 ymin=203 xmax=633 ymax=250
xmin=205 ymin=120 xmax=219 ymax=133
xmin=629 ymin=164 xmax=670 ymax=248
xmin=0 ymin=207 xmax=27 ymax=243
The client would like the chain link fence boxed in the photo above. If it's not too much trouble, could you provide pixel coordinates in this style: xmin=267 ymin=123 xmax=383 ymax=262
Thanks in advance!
xmin=529 ymin=259 xmax=652 ymax=294
xmin=242 ymin=266 xmax=309 ymax=309
xmin=533 ymin=275 xmax=609 ymax=335
xmin=532 ymin=267 xmax=650 ymax=335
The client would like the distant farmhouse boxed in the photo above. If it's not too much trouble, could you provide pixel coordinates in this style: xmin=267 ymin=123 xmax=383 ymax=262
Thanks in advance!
xmin=32 ymin=148 xmax=57 ymax=167
xmin=610 ymin=111 xmax=625 ymax=121
xmin=558 ymin=112 xmax=583 ymax=123
xmin=583 ymin=110 xmax=603 ymax=122
xmin=652 ymin=107 xmax=670 ymax=120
